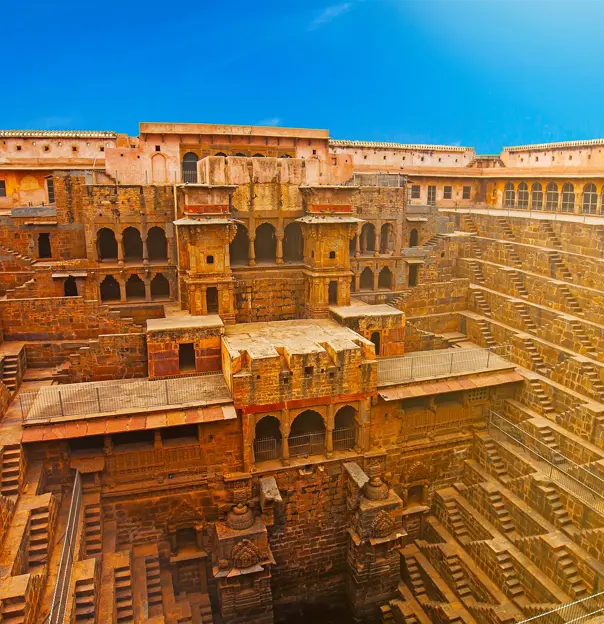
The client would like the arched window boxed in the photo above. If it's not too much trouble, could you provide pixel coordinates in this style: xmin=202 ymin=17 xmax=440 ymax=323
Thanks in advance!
xmin=150 ymin=273 xmax=170 ymax=299
xmin=255 ymin=223 xmax=277 ymax=263
xmin=582 ymin=183 xmax=598 ymax=214
xmin=283 ymin=222 xmax=304 ymax=262
xmin=100 ymin=275 xmax=120 ymax=301
xmin=360 ymin=267 xmax=374 ymax=290
xmin=214 ymin=152 xmax=227 ymax=157
xmin=182 ymin=152 xmax=199 ymax=183
xmin=531 ymin=183 xmax=543 ymax=210
xmin=349 ymin=234 xmax=357 ymax=257
xmin=334 ymin=406 xmax=357 ymax=451
xmin=206 ymin=286 xmax=219 ymax=314
xmin=360 ymin=223 xmax=376 ymax=254
xmin=504 ymin=182 xmax=515 ymax=208
xmin=125 ymin=274 xmax=145 ymax=300
xmin=409 ymin=228 xmax=419 ymax=247
xmin=252 ymin=153 xmax=265 ymax=158
xmin=147 ymin=227 xmax=167 ymax=261
xmin=380 ymin=223 xmax=394 ymax=254
xmin=561 ymin=183 xmax=575 ymax=213
xmin=235 ymin=153 xmax=246 ymax=157
xmin=97 ymin=228 xmax=118 ymax=260
xmin=122 ymin=227 xmax=143 ymax=261
xmin=370 ymin=331 xmax=381 ymax=356
xmin=289 ymin=410 xmax=325 ymax=458
xmin=279 ymin=154 xmax=292 ymax=158
xmin=64 ymin=276 xmax=78 ymax=297
xmin=517 ymin=182 xmax=529 ymax=209
xmin=378 ymin=266 xmax=393 ymax=289
xmin=546 ymin=183 xmax=559 ymax=211
xmin=254 ymin=416 xmax=282 ymax=462
xmin=230 ymin=225 xmax=249 ymax=266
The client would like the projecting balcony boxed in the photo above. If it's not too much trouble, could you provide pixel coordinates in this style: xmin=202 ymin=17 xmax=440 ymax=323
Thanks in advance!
xmin=19 ymin=372 xmax=232 ymax=424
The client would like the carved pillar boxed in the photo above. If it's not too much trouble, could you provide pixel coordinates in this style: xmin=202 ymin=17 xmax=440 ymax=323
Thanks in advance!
xmin=280 ymin=412 xmax=290 ymax=465
xmin=118 ymin=277 xmax=126 ymax=302
xmin=276 ymin=234 xmax=283 ymax=265
xmin=142 ymin=232 xmax=149 ymax=265
xmin=248 ymin=236 xmax=256 ymax=267
xmin=144 ymin=277 xmax=151 ymax=302
xmin=326 ymin=404 xmax=335 ymax=458
xmin=116 ymin=234 xmax=124 ymax=266
xmin=373 ymin=268 xmax=379 ymax=291
xmin=355 ymin=229 xmax=361 ymax=256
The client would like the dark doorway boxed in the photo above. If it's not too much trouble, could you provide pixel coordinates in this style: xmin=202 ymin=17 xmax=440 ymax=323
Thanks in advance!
xmin=283 ymin=222 xmax=304 ymax=262
xmin=349 ymin=234 xmax=357 ymax=257
xmin=255 ymin=223 xmax=277 ymax=262
xmin=370 ymin=331 xmax=381 ymax=356
xmin=147 ymin=227 xmax=167 ymax=261
xmin=334 ymin=406 xmax=357 ymax=451
xmin=409 ymin=228 xmax=419 ymax=247
xmin=100 ymin=275 xmax=120 ymax=301
xmin=254 ymin=416 xmax=282 ymax=462
xmin=380 ymin=223 xmax=394 ymax=254
xmin=182 ymin=152 xmax=199 ymax=183
xmin=328 ymin=281 xmax=338 ymax=305
xmin=98 ymin=228 xmax=118 ymax=260
xmin=360 ymin=267 xmax=373 ymax=290
xmin=230 ymin=225 xmax=249 ymax=265
xmin=206 ymin=286 xmax=219 ymax=314
xmin=409 ymin=264 xmax=419 ymax=287
xmin=151 ymin=273 xmax=170 ymax=299
xmin=125 ymin=274 xmax=145 ymax=300
xmin=179 ymin=343 xmax=196 ymax=372
xmin=64 ymin=276 xmax=78 ymax=297
xmin=360 ymin=223 xmax=376 ymax=254
xmin=378 ymin=267 xmax=393 ymax=289
xmin=123 ymin=227 xmax=143 ymax=261
xmin=37 ymin=233 xmax=51 ymax=258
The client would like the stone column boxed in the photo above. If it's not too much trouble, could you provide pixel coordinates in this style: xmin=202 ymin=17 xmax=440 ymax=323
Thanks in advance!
xmin=326 ymin=404 xmax=335 ymax=458
xmin=355 ymin=229 xmax=361 ymax=257
xmin=248 ymin=236 xmax=256 ymax=267
xmin=373 ymin=269 xmax=379 ymax=291
xmin=116 ymin=234 xmax=124 ymax=266
xmin=280 ymin=413 xmax=290 ymax=465
xmin=142 ymin=232 xmax=149 ymax=265
xmin=118 ymin=277 xmax=126 ymax=302
xmin=276 ymin=234 xmax=284 ymax=265
xmin=144 ymin=277 xmax=151 ymax=301
xmin=153 ymin=430 xmax=162 ymax=449
xmin=355 ymin=273 xmax=360 ymax=292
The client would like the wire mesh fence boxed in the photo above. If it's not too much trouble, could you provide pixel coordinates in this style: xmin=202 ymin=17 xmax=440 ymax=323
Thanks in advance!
xmin=289 ymin=431 xmax=326 ymax=458
xmin=20 ymin=372 xmax=231 ymax=422
xmin=333 ymin=427 xmax=355 ymax=451
xmin=516 ymin=590 xmax=604 ymax=624
xmin=377 ymin=346 xmax=511 ymax=386
xmin=254 ymin=437 xmax=280 ymax=463
xmin=488 ymin=410 xmax=604 ymax=515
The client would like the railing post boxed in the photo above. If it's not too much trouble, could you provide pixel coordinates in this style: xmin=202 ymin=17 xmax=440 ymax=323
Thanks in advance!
xmin=410 ymin=356 xmax=414 ymax=379
xmin=487 ymin=349 xmax=491 ymax=368
xmin=450 ymin=352 xmax=455 ymax=374
xmin=164 ymin=380 xmax=169 ymax=405
xmin=58 ymin=390 xmax=65 ymax=417
xmin=96 ymin=387 xmax=102 ymax=413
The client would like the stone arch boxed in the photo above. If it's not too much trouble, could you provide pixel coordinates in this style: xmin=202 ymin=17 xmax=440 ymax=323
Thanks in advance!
xmin=122 ymin=227 xmax=143 ymax=261
xmin=230 ymin=224 xmax=249 ymax=266
xmin=360 ymin=267 xmax=373 ymax=290
xmin=37 ymin=233 xmax=51 ymax=258
xmin=360 ymin=223 xmax=376 ymax=254
xmin=531 ymin=182 xmax=543 ymax=210
xmin=206 ymin=286 xmax=219 ymax=314
xmin=334 ymin=405 xmax=357 ymax=451
xmin=561 ymin=182 xmax=575 ymax=213
xmin=517 ymin=182 xmax=529 ymax=209
xmin=150 ymin=273 xmax=170 ymax=299
xmin=147 ymin=226 xmax=167 ymax=261
xmin=64 ymin=276 xmax=78 ymax=297
xmin=378 ymin=266 xmax=393 ymax=289
xmin=289 ymin=409 xmax=326 ymax=457
xmin=254 ymin=415 xmax=282 ymax=462
xmin=380 ymin=223 xmax=394 ymax=254
xmin=255 ymin=222 xmax=277 ymax=263
xmin=370 ymin=331 xmax=381 ymax=356
xmin=215 ymin=152 xmax=227 ymax=157
xmin=125 ymin=274 xmax=145 ymax=300
xmin=409 ymin=228 xmax=419 ymax=248
xmin=283 ymin=222 xmax=304 ymax=262
xmin=100 ymin=275 xmax=120 ymax=301
xmin=182 ymin=152 xmax=198 ymax=183
xmin=151 ymin=153 xmax=167 ymax=183
xmin=97 ymin=228 xmax=118 ymax=261
xmin=582 ymin=183 xmax=598 ymax=214
xmin=546 ymin=182 xmax=559 ymax=211
xmin=504 ymin=182 xmax=515 ymax=208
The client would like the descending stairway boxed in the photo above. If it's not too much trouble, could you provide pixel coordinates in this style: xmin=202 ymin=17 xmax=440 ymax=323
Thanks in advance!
xmin=540 ymin=222 xmax=563 ymax=250
xmin=1 ymin=445 xmax=22 ymax=496
xmin=28 ymin=505 xmax=52 ymax=569
xmin=534 ymin=426 xmax=565 ymax=466
xmin=504 ymin=243 xmax=522 ymax=268
xmin=476 ymin=319 xmax=496 ymax=348
xmin=483 ymin=439 xmax=511 ymax=483
xmin=558 ymin=284 xmax=582 ymax=315
xmin=548 ymin=251 xmax=572 ymax=281
xmin=404 ymin=555 xmax=427 ymax=598
xmin=467 ymin=260 xmax=486 ymax=285
xmin=1 ymin=354 xmax=19 ymax=393
xmin=443 ymin=499 xmax=470 ymax=543
xmin=115 ymin=563 xmax=134 ymax=623
xmin=146 ymin=555 xmax=163 ymax=617
xmin=74 ymin=577 xmax=96 ymax=623
xmin=520 ymin=337 xmax=549 ymax=375
xmin=0 ymin=595 xmax=27 ymax=622
xmin=472 ymin=289 xmax=491 ymax=316
xmin=495 ymin=551 xmax=524 ymax=598
xmin=567 ymin=320 xmax=597 ymax=358
xmin=513 ymin=301 xmax=537 ymax=333
xmin=555 ymin=547 xmax=588 ymax=599
xmin=84 ymin=504 xmax=102 ymax=558
xmin=509 ymin=271 xmax=529 ymax=298
xmin=462 ymin=215 xmax=479 ymax=235
xmin=527 ymin=379 xmax=555 ymax=416
xmin=542 ymin=486 xmax=573 ymax=529
xmin=497 ymin=217 xmax=515 ymax=240
xmin=444 ymin=554 xmax=472 ymax=599
xmin=487 ymin=492 xmax=517 ymax=537
xmin=581 ymin=363 xmax=604 ymax=402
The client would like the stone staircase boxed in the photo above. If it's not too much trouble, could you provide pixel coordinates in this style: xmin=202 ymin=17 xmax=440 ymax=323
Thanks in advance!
xmin=513 ymin=302 xmax=537 ymax=333
xmin=541 ymin=486 xmax=572 ymax=529
xmin=581 ymin=363 xmax=604 ymax=402
xmin=443 ymin=499 xmax=470 ymax=544
xmin=471 ymin=239 xmax=482 ymax=259
xmin=0 ymin=244 xmax=34 ymax=266
xmin=476 ymin=319 xmax=497 ymax=348
xmin=0 ymin=593 xmax=28 ymax=623
xmin=533 ymin=425 xmax=565 ymax=466
xmin=443 ymin=553 xmax=472 ymax=599
xmin=1 ymin=354 xmax=20 ymax=393
xmin=28 ymin=503 xmax=54 ymax=569
xmin=467 ymin=260 xmax=486 ymax=285
xmin=487 ymin=492 xmax=517 ymax=538
xmin=424 ymin=233 xmax=447 ymax=248
xmin=1 ymin=445 xmax=23 ymax=496
xmin=388 ymin=289 xmax=413 ymax=308
xmin=146 ymin=554 xmax=163 ymax=617
xmin=509 ymin=271 xmax=529 ymax=298
xmin=496 ymin=217 xmax=515 ymax=240
xmin=548 ymin=251 xmax=572 ymax=281
xmin=554 ymin=546 xmax=588 ymax=599
xmin=74 ymin=576 xmax=97 ymax=623
xmin=504 ymin=243 xmax=522 ymax=268
xmin=462 ymin=215 xmax=479 ymax=235
xmin=540 ymin=222 xmax=563 ymax=250
xmin=83 ymin=504 xmax=102 ymax=559
xmin=495 ymin=551 xmax=524 ymax=599
xmin=483 ymin=439 xmax=511 ymax=483
xmin=115 ymin=561 xmax=134 ymax=623
xmin=521 ymin=337 xmax=549 ymax=375
xmin=472 ymin=289 xmax=491 ymax=316
xmin=527 ymin=379 xmax=555 ymax=416
xmin=404 ymin=554 xmax=427 ymax=598
xmin=558 ymin=284 xmax=582 ymax=315
xmin=567 ymin=320 xmax=597 ymax=358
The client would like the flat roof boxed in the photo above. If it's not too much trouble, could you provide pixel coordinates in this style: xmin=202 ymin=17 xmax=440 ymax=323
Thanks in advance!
xmin=0 ymin=129 xmax=116 ymax=138
xmin=147 ymin=314 xmax=224 ymax=332
xmin=140 ymin=122 xmax=329 ymax=140
xmin=331 ymin=303 xmax=403 ymax=319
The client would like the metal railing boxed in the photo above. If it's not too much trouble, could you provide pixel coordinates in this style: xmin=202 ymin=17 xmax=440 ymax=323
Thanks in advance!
xmin=49 ymin=471 xmax=82 ymax=624
xmin=516 ymin=590 xmax=604 ymax=623
xmin=333 ymin=427 xmax=355 ymax=451
xmin=289 ymin=431 xmax=326 ymax=458
xmin=254 ymin=437 xmax=280 ymax=463
xmin=377 ymin=346 xmax=512 ymax=386
xmin=181 ymin=169 xmax=198 ymax=183
xmin=488 ymin=410 xmax=604 ymax=515
xmin=20 ymin=372 xmax=231 ymax=422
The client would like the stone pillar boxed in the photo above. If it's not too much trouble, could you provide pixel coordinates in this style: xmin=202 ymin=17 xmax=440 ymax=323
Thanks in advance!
xmin=153 ymin=430 xmax=162 ymax=449
xmin=118 ymin=277 xmax=126 ymax=302
xmin=373 ymin=268 xmax=379 ymax=291
xmin=326 ymin=404 xmax=335 ymax=457
xmin=116 ymin=234 xmax=124 ymax=266
xmin=355 ymin=273 xmax=361 ymax=292
xmin=276 ymin=234 xmax=283 ymax=265
xmin=355 ymin=229 xmax=361 ymax=257
xmin=144 ymin=277 xmax=151 ymax=302
xmin=142 ymin=233 xmax=149 ymax=265
xmin=280 ymin=416 xmax=290 ymax=465
xmin=248 ymin=236 xmax=256 ymax=267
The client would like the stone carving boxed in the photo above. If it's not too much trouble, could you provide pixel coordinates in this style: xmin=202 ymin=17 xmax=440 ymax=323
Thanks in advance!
xmin=370 ymin=510 xmax=395 ymax=538
xmin=226 ymin=503 xmax=255 ymax=530
xmin=231 ymin=538 xmax=260 ymax=569
xmin=363 ymin=476 xmax=389 ymax=501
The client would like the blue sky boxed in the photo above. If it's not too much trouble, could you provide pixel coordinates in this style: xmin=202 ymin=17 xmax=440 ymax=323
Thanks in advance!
xmin=5 ymin=0 xmax=604 ymax=152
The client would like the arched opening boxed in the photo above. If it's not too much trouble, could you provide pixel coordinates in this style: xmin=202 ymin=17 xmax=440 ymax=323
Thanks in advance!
xmin=370 ymin=331 xmax=381 ymax=356
xmin=97 ymin=228 xmax=118 ymax=261
xmin=360 ymin=223 xmax=376 ymax=254
xmin=582 ymin=183 xmax=598 ymax=214
xmin=546 ymin=183 xmax=559 ymax=211
xmin=100 ymin=275 xmax=120 ymax=301
xmin=37 ymin=233 xmax=51 ymax=259
xmin=254 ymin=416 xmax=282 ymax=463
xmin=214 ymin=152 xmax=227 ymax=157
xmin=409 ymin=264 xmax=419 ymax=287
xmin=252 ymin=153 xmax=265 ymax=158
xmin=380 ymin=223 xmax=394 ymax=254
xmin=334 ymin=406 xmax=357 ymax=451
xmin=150 ymin=273 xmax=170 ymax=300
xmin=531 ymin=183 xmax=544 ymax=210
xmin=409 ymin=228 xmax=419 ymax=248
xmin=561 ymin=183 xmax=575 ymax=213
xmin=279 ymin=154 xmax=292 ymax=158
xmin=182 ymin=152 xmax=198 ymax=183
xmin=378 ymin=266 xmax=393 ymax=289
xmin=349 ymin=234 xmax=357 ymax=257
xmin=151 ymin=153 xmax=167 ymax=183
xmin=289 ymin=410 xmax=325 ymax=458
xmin=147 ymin=227 xmax=167 ymax=261
xmin=255 ymin=223 xmax=277 ymax=263
xmin=125 ymin=274 xmax=145 ymax=301
xmin=504 ymin=182 xmax=515 ymax=208
xmin=517 ymin=182 xmax=529 ymax=209
xmin=230 ymin=224 xmax=249 ymax=266
xmin=360 ymin=267 xmax=374 ymax=290
xmin=206 ymin=286 xmax=219 ymax=314
xmin=123 ymin=227 xmax=143 ymax=262
xmin=64 ymin=276 xmax=78 ymax=297
xmin=235 ymin=153 xmax=246 ymax=157
xmin=407 ymin=484 xmax=424 ymax=506
xmin=328 ymin=281 xmax=338 ymax=305
xmin=283 ymin=222 xmax=304 ymax=262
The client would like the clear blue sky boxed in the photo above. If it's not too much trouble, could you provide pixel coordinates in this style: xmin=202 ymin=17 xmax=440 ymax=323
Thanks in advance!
xmin=5 ymin=0 xmax=604 ymax=153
